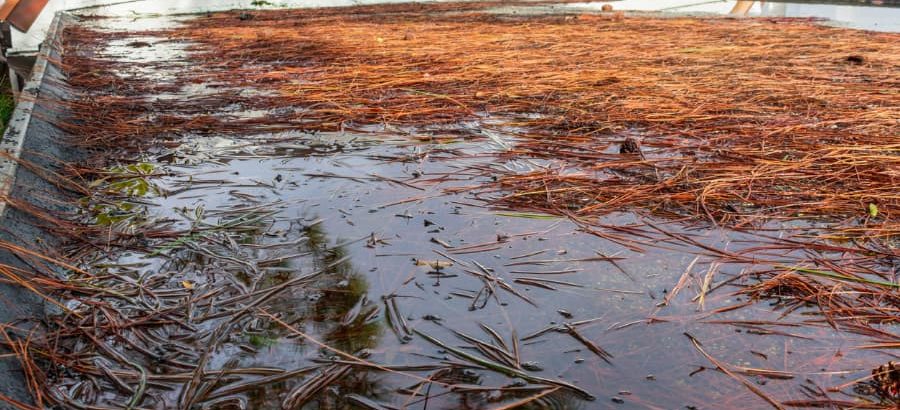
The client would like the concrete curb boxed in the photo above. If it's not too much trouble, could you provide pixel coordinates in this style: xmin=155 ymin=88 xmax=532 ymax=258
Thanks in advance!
xmin=0 ymin=12 xmax=63 ymax=219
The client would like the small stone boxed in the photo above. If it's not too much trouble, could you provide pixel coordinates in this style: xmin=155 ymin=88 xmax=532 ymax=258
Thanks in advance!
xmin=845 ymin=55 xmax=865 ymax=65
xmin=620 ymin=137 xmax=641 ymax=154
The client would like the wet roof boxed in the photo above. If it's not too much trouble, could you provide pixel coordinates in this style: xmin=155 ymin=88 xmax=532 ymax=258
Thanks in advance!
xmin=2 ymin=3 xmax=893 ymax=408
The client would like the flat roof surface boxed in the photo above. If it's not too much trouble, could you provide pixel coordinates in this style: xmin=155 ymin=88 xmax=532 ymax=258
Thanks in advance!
xmin=2 ymin=3 xmax=895 ymax=408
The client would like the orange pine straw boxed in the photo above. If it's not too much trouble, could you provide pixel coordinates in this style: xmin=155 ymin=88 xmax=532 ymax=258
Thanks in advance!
xmin=54 ymin=5 xmax=899 ymax=238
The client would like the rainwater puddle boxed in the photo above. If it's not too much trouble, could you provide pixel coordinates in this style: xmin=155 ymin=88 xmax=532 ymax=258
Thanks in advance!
xmin=98 ymin=136 xmax=874 ymax=409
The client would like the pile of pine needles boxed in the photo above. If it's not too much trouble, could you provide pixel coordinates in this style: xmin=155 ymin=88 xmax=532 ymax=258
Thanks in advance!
xmin=56 ymin=2 xmax=899 ymax=236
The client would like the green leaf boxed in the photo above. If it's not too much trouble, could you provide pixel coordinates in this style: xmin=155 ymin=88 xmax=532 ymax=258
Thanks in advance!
xmin=133 ymin=162 xmax=155 ymax=175
xmin=868 ymin=203 xmax=878 ymax=218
